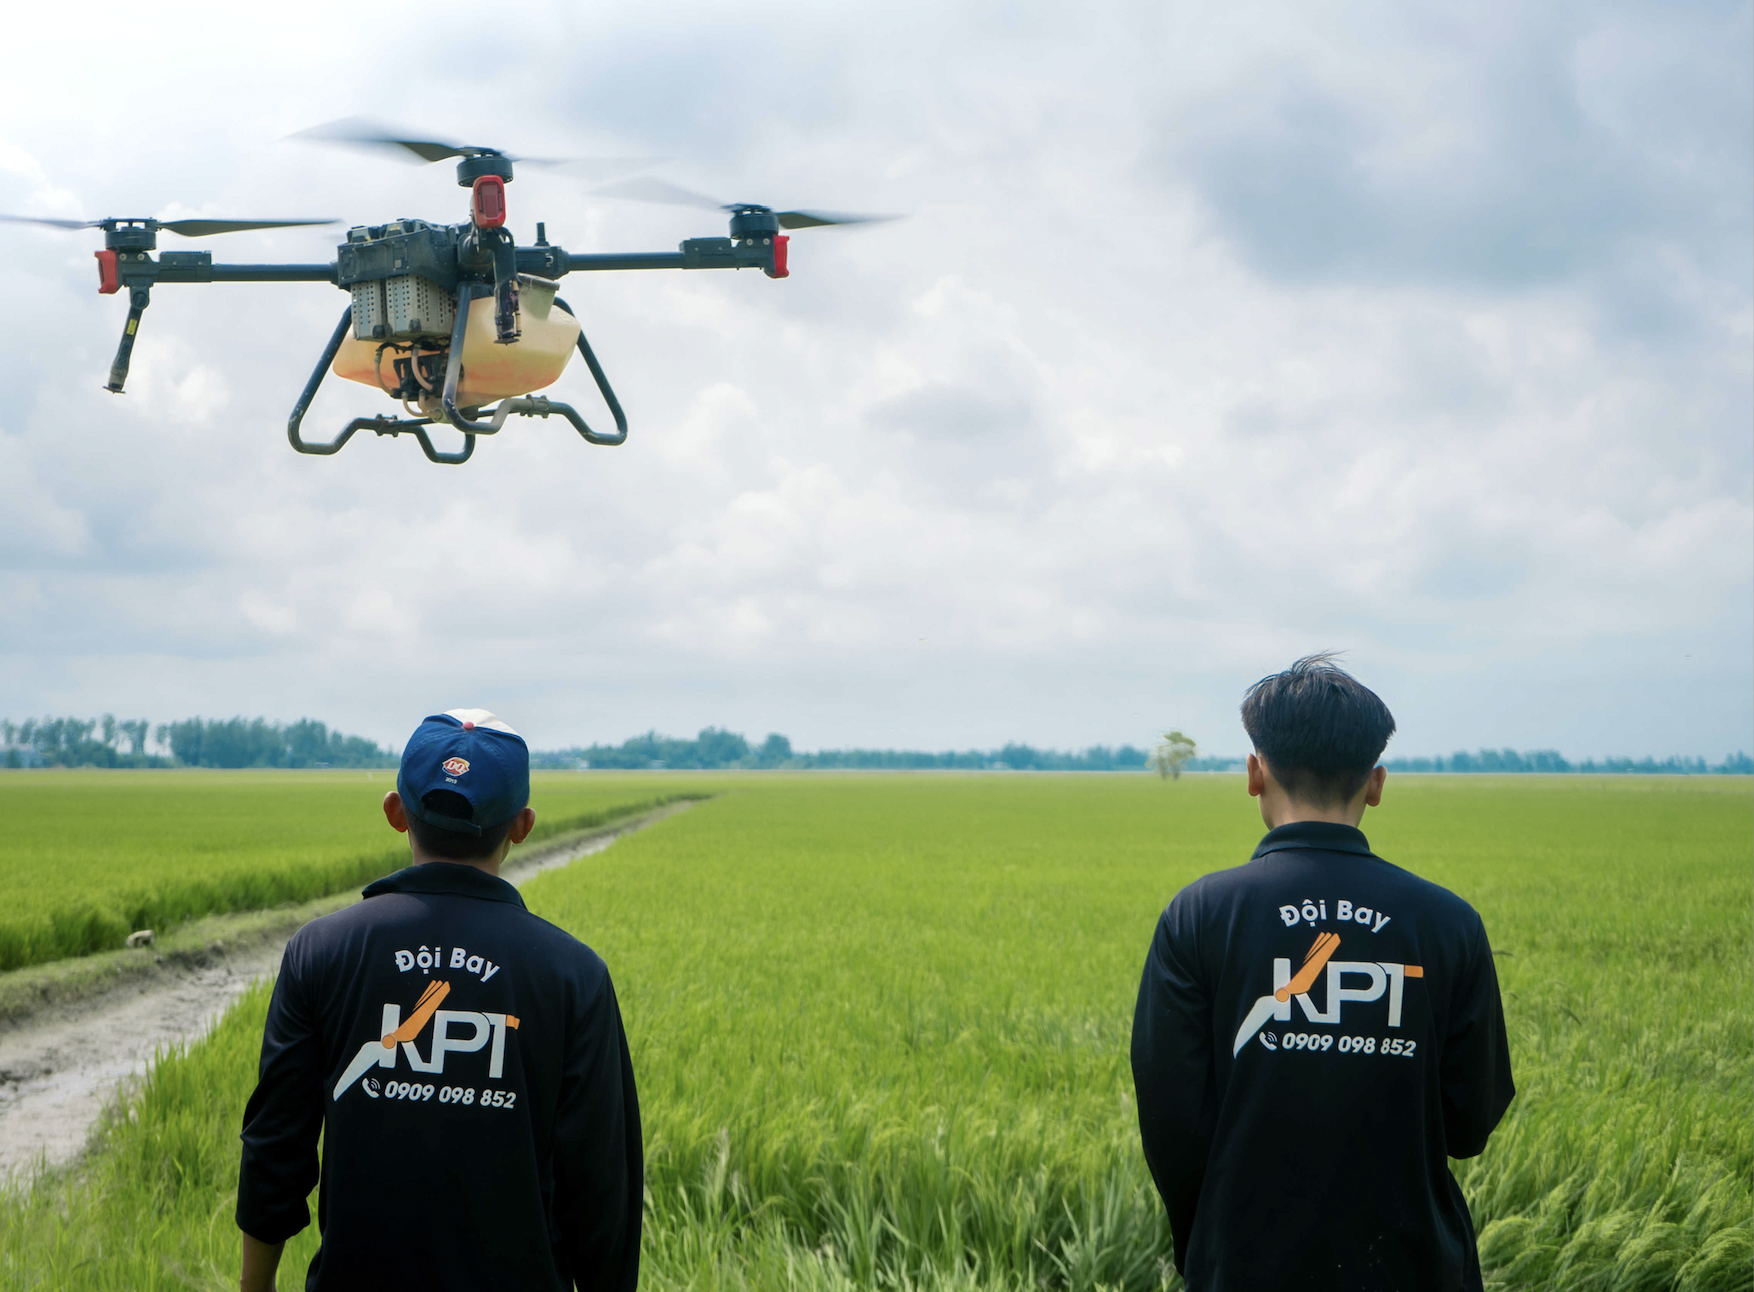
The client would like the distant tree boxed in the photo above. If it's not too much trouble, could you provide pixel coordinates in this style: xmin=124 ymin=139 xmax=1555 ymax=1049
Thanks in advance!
xmin=1149 ymin=731 xmax=1198 ymax=781
xmin=694 ymin=727 xmax=751 ymax=768
xmin=120 ymin=719 xmax=149 ymax=756
xmin=757 ymin=733 xmax=793 ymax=767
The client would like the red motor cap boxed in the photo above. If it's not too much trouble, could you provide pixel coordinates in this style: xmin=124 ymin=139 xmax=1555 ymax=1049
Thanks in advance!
xmin=471 ymin=175 xmax=507 ymax=229
xmin=764 ymin=233 xmax=789 ymax=280
xmin=94 ymin=249 xmax=120 ymax=295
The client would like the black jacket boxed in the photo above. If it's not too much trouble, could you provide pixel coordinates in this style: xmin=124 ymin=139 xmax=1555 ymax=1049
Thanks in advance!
xmin=1130 ymin=821 xmax=1513 ymax=1292
xmin=238 ymin=862 xmax=642 ymax=1292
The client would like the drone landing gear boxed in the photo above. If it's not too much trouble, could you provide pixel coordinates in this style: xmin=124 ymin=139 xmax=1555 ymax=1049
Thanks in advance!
xmin=284 ymin=309 xmax=465 ymax=459
xmin=286 ymin=298 xmax=628 ymax=464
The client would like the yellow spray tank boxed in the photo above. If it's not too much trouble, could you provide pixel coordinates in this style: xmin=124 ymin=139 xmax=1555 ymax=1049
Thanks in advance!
xmin=331 ymin=274 xmax=579 ymax=409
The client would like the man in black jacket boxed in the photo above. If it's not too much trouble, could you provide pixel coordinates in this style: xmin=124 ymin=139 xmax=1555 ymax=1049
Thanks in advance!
xmin=237 ymin=709 xmax=642 ymax=1292
xmin=1131 ymin=656 xmax=1513 ymax=1292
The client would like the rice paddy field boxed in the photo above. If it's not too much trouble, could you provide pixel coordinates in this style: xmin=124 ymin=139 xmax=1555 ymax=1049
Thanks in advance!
xmin=0 ymin=770 xmax=709 ymax=970
xmin=0 ymin=771 xmax=1748 ymax=1290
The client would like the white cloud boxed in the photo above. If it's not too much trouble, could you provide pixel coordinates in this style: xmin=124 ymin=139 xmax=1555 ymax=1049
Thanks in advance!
xmin=0 ymin=0 xmax=1746 ymax=759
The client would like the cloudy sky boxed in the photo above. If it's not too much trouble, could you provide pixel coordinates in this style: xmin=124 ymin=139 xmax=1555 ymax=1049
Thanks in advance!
xmin=1 ymin=0 xmax=1748 ymax=758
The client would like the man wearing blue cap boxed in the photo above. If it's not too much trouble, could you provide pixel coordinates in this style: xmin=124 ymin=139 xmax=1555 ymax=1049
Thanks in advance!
xmin=235 ymin=709 xmax=643 ymax=1292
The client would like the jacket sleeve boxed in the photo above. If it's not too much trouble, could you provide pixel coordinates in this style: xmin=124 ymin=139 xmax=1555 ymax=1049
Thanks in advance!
xmin=1439 ymin=915 xmax=1515 ymax=1158
xmin=553 ymin=970 xmax=644 ymax=1292
xmin=236 ymin=941 xmax=326 ymax=1242
xmin=1129 ymin=898 xmax=1216 ymax=1272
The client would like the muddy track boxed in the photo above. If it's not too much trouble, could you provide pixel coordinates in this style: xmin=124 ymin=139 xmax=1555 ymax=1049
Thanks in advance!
xmin=0 ymin=801 xmax=692 ymax=1182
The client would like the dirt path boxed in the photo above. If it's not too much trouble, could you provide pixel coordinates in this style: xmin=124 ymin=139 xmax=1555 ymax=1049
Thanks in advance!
xmin=0 ymin=802 xmax=690 ymax=1183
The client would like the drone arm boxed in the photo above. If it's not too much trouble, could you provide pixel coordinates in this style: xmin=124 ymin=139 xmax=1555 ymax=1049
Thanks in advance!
xmin=564 ymin=251 xmax=686 ymax=272
xmin=206 ymin=263 xmax=338 ymax=283
xmin=103 ymin=288 xmax=151 ymax=393
xmin=93 ymin=251 xmax=334 ymax=394
xmin=561 ymin=238 xmax=777 ymax=275
xmin=131 ymin=250 xmax=336 ymax=285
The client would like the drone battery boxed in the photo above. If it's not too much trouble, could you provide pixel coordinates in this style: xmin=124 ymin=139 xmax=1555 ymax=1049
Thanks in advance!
xmin=350 ymin=282 xmax=388 ymax=340
xmin=384 ymin=275 xmax=455 ymax=339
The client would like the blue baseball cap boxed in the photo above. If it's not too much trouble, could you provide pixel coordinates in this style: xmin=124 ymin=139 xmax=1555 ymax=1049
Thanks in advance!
xmin=397 ymin=709 xmax=530 ymax=837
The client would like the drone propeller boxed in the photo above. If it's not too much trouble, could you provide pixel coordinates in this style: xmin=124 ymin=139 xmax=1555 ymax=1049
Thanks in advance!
xmin=0 ymin=214 xmax=335 ymax=237
xmin=296 ymin=119 xmax=514 ymax=163
xmin=0 ymin=215 xmax=100 ymax=230
xmin=593 ymin=175 xmax=895 ymax=230
xmin=294 ymin=119 xmax=651 ymax=175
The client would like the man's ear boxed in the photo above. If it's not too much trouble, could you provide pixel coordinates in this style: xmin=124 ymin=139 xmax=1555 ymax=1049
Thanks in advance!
xmin=383 ymin=791 xmax=410 ymax=834
xmin=1362 ymin=766 xmax=1387 ymax=808
xmin=506 ymin=806 xmax=536 ymax=846
xmin=1246 ymin=752 xmax=1268 ymax=799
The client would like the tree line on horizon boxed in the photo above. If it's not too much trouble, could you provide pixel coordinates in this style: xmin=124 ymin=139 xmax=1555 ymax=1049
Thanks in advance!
xmin=534 ymin=730 xmax=1754 ymax=776
xmin=531 ymin=728 xmax=1179 ymax=772
xmin=1383 ymin=748 xmax=1753 ymax=776
xmin=0 ymin=716 xmax=395 ymax=769
xmin=3 ymin=716 xmax=1749 ymax=776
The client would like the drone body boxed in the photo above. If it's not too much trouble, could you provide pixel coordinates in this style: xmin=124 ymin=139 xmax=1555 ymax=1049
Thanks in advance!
xmin=329 ymin=225 xmax=581 ymax=413
xmin=9 ymin=132 xmax=885 ymax=465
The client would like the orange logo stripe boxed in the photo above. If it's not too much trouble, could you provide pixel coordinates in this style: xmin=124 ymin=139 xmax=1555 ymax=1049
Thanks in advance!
xmin=382 ymin=979 xmax=450 ymax=1048
xmin=1276 ymin=931 xmax=1341 ymax=1002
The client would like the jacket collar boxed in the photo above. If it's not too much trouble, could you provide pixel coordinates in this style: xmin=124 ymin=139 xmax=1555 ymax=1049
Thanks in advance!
xmin=363 ymin=861 xmax=527 ymax=909
xmin=1251 ymin=820 xmax=1378 ymax=861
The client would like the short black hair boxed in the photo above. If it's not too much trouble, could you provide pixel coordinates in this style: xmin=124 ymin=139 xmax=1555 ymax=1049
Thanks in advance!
xmin=405 ymin=789 xmax=514 ymax=861
xmin=1240 ymin=653 xmax=1396 ymax=806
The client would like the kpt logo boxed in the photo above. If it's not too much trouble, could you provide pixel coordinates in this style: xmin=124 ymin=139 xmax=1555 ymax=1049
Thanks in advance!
xmin=334 ymin=979 xmax=520 ymax=1098
xmin=1232 ymin=932 xmax=1423 ymax=1055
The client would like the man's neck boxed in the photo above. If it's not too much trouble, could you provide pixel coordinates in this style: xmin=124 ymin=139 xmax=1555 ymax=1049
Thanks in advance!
xmin=1247 ymin=754 xmax=1382 ymax=830
xmin=1260 ymin=803 xmax=1367 ymax=830
xmin=408 ymin=850 xmax=503 ymax=878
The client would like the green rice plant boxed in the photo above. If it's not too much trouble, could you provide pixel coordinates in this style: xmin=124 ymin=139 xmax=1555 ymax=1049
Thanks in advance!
xmin=0 ymin=773 xmax=1746 ymax=1291
xmin=0 ymin=770 xmax=707 ymax=970
xmin=0 ymin=979 xmax=300 ymax=1289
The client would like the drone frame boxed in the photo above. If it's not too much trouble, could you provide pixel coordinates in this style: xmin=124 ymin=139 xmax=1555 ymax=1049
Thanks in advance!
xmin=80 ymin=162 xmax=795 ymax=463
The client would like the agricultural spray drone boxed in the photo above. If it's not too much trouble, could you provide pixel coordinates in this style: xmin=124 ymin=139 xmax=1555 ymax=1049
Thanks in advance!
xmin=4 ymin=125 xmax=886 ymax=464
